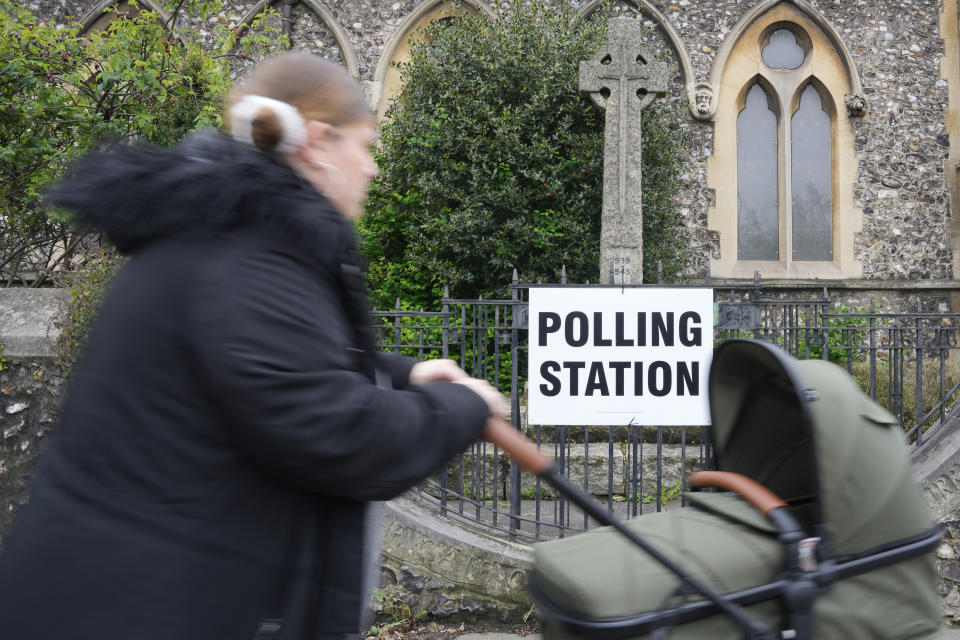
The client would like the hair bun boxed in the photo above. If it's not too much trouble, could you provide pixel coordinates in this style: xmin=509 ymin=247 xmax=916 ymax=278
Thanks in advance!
xmin=250 ymin=107 xmax=283 ymax=151
xmin=229 ymin=95 xmax=307 ymax=153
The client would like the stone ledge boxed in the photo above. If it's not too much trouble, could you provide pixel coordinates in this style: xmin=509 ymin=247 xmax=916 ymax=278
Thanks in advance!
xmin=710 ymin=278 xmax=960 ymax=292
xmin=912 ymin=413 xmax=960 ymax=521
xmin=0 ymin=289 xmax=64 ymax=358
xmin=378 ymin=494 xmax=533 ymax=623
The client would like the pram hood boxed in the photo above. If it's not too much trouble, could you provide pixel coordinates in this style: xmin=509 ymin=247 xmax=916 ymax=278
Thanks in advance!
xmin=708 ymin=340 xmax=935 ymax=556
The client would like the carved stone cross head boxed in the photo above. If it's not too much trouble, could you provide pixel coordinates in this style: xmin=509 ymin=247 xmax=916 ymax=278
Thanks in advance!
xmin=579 ymin=17 xmax=669 ymax=110
xmin=577 ymin=17 xmax=670 ymax=285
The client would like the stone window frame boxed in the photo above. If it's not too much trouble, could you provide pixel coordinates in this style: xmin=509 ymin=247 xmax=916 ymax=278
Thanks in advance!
xmin=372 ymin=0 xmax=493 ymax=120
xmin=79 ymin=0 xmax=170 ymax=33
xmin=944 ymin=0 xmax=960 ymax=280
xmin=237 ymin=0 xmax=359 ymax=79
xmin=375 ymin=0 xmax=700 ymax=121
xmin=735 ymin=44 xmax=838 ymax=263
xmin=706 ymin=1 xmax=864 ymax=280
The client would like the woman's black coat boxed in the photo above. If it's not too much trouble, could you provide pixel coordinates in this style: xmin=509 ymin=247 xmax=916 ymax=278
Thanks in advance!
xmin=0 ymin=132 xmax=489 ymax=639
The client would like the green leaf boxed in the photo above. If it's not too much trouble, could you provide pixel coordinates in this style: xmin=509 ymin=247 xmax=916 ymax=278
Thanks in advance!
xmin=360 ymin=1 xmax=686 ymax=306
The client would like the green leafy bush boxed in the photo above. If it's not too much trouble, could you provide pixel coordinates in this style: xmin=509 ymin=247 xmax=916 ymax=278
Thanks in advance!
xmin=0 ymin=0 xmax=284 ymax=285
xmin=371 ymin=303 xmax=519 ymax=393
xmin=717 ymin=303 xmax=886 ymax=367
xmin=360 ymin=3 xmax=685 ymax=309
xmin=3 ymin=0 xmax=286 ymax=368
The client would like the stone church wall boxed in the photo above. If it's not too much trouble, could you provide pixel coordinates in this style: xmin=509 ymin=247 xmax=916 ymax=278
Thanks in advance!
xmin=33 ymin=0 xmax=958 ymax=306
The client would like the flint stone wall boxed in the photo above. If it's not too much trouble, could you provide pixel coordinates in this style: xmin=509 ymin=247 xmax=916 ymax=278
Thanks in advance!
xmin=0 ymin=357 xmax=64 ymax=551
xmin=34 ymin=0 xmax=955 ymax=294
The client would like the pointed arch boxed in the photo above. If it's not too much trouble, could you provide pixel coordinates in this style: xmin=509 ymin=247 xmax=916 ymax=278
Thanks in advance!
xmin=737 ymin=79 xmax=781 ymax=261
xmin=737 ymin=73 xmax=782 ymax=117
xmin=575 ymin=0 xmax=699 ymax=118
xmin=372 ymin=0 xmax=493 ymax=118
xmin=706 ymin=2 xmax=863 ymax=279
xmin=789 ymin=79 xmax=833 ymax=261
xmin=708 ymin=0 xmax=864 ymax=117
xmin=239 ymin=0 xmax=359 ymax=78
xmin=79 ymin=0 xmax=171 ymax=33
xmin=790 ymin=75 xmax=836 ymax=117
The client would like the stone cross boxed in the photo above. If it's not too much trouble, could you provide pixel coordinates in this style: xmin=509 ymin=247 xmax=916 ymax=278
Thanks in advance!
xmin=580 ymin=17 xmax=669 ymax=284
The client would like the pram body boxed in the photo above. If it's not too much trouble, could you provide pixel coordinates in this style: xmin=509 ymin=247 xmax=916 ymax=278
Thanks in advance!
xmin=528 ymin=340 xmax=943 ymax=640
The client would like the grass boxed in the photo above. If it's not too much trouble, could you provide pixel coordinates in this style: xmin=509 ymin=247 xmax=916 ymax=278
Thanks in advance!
xmin=629 ymin=478 xmax=683 ymax=504
xmin=848 ymin=357 xmax=960 ymax=434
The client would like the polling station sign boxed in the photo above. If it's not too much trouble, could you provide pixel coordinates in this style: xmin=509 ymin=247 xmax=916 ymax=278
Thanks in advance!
xmin=528 ymin=287 xmax=713 ymax=426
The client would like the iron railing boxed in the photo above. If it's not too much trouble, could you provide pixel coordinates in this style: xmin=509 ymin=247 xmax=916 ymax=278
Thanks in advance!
xmin=370 ymin=276 xmax=960 ymax=541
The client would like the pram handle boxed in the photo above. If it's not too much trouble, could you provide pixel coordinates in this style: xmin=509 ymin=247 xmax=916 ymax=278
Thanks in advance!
xmin=483 ymin=417 xmax=553 ymax=475
xmin=689 ymin=471 xmax=788 ymax=516
xmin=484 ymin=417 xmax=776 ymax=640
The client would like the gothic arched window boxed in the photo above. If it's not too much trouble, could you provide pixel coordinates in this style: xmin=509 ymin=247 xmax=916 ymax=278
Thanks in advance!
xmin=737 ymin=82 xmax=779 ymax=260
xmin=791 ymin=83 xmax=833 ymax=260
xmin=735 ymin=26 xmax=835 ymax=263
xmin=708 ymin=4 xmax=864 ymax=279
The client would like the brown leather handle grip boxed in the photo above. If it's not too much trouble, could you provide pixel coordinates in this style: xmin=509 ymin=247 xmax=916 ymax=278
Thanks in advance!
xmin=689 ymin=471 xmax=788 ymax=516
xmin=483 ymin=417 xmax=553 ymax=475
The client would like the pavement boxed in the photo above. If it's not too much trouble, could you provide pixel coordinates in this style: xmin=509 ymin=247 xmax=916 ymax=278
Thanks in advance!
xmin=457 ymin=635 xmax=539 ymax=640
xmin=456 ymin=629 xmax=960 ymax=639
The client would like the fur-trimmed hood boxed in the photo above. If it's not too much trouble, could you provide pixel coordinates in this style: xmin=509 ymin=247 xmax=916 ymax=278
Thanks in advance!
xmin=47 ymin=130 xmax=353 ymax=264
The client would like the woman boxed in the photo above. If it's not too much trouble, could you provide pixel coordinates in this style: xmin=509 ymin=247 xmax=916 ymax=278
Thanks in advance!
xmin=0 ymin=53 xmax=502 ymax=639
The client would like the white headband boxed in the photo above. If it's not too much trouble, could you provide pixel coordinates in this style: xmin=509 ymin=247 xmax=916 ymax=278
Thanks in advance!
xmin=229 ymin=95 xmax=307 ymax=154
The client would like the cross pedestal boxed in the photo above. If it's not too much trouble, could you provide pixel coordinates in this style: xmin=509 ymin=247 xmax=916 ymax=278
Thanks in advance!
xmin=580 ymin=17 xmax=669 ymax=284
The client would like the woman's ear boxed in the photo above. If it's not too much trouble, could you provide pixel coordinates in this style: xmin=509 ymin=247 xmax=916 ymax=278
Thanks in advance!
xmin=297 ymin=120 xmax=335 ymax=164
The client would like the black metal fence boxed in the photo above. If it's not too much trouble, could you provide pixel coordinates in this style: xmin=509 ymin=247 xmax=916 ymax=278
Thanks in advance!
xmin=371 ymin=277 xmax=960 ymax=541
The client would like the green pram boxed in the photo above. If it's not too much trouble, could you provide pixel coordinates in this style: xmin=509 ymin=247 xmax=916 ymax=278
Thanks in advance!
xmin=489 ymin=339 xmax=943 ymax=640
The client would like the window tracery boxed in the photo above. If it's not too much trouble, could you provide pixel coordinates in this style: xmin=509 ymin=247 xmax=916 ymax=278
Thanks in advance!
xmin=707 ymin=2 xmax=863 ymax=279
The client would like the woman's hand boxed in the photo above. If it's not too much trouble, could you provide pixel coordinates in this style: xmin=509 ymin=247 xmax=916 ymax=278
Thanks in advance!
xmin=408 ymin=358 xmax=470 ymax=385
xmin=454 ymin=377 xmax=508 ymax=419
xmin=409 ymin=360 xmax=507 ymax=418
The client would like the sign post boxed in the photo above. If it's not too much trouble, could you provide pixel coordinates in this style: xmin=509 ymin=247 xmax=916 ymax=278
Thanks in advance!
xmin=528 ymin=287 xmax=713 ymax=426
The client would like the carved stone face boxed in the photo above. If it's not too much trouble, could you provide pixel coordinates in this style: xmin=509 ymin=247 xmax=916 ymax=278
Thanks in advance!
xmin=695 ymin=92 xmax=711 ymax=114
xmin=693 ymin=83 xmax=714 ymax=116
xmin=359 ymin=80 xmax=380 ymax=111
xmin=845 ymin=93 xmax=867 ymax=117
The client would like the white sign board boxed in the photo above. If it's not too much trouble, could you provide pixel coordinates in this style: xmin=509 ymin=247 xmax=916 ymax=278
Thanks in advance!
xmin=528 ymin=288 xmax=713 ymax=426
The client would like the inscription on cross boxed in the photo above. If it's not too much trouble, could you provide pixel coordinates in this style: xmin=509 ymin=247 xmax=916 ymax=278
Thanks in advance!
xmin=579 ymin=17 xmax=669 ymax=284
